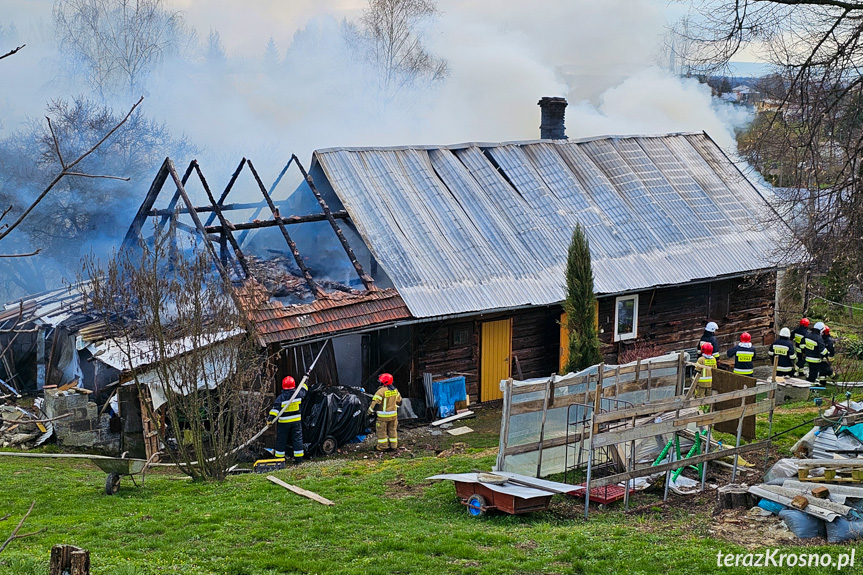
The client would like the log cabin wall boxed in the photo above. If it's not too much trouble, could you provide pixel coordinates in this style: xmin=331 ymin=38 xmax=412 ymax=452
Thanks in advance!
xmin=597 ymin=272 xmax=776 ymax=363
xmin=412 ymin=306 xmax=560 ymax=401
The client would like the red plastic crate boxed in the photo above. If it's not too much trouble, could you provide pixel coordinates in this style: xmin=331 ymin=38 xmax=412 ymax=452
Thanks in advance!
xmin=573 ymin=483 xmax=634 ymax=505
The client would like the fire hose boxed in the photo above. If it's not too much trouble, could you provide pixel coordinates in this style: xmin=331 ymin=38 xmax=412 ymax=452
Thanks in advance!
xmin=222 ymin=339 xmax=331 ymax=458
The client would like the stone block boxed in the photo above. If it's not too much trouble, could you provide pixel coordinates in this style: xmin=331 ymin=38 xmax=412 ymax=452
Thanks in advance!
xmin=69 ymin=419 xmax=93 ymax=433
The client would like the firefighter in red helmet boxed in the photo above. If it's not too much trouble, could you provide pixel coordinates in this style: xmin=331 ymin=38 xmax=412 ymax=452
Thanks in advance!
xmin=267 ymin=375 xmax=307 ymax=464
xmin=367 ymin=373 xmax=402 ymax=452
xmin=692 ymin=342 xmax=716 ymax=398
xmin=727 ymin=332 xmax=757 ymax=376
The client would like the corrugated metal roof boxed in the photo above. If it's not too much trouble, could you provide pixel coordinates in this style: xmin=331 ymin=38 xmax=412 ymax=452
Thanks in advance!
xmin=312 ymin=133 xmax=784 ymax=318
xmin=235 ymin=280 xmax=411 ymax=346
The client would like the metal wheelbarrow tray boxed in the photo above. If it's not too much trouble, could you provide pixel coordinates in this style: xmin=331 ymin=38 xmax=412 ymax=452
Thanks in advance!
xmin=90 ymin=453 xmax=160 ymax=494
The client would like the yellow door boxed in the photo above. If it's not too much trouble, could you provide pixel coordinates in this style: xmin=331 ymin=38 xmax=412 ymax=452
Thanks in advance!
xmin=481 ymin=319 xmax=512 ymax=401
xmin=560 ymin=312 xmax=569 ymax=373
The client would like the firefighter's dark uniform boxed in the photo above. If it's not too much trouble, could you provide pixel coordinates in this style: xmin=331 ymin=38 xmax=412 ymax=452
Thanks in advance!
xmin=727 ymin=343 xmax=757 ymax=375
xmin=819 ymin=333 xmax=836 ymax=384
xmin=368 ymin=384 xmax=402 ymax=451
xmin=268 ymin=383 xmax=308 ymax=462
xmin=792 ymin=325 xmax=809 ymax=375
xmin=803 ymin=328 xmax=828 ymax=383
xmin=767 ymin=336 xmax=797 ymax=376
xmin=698 ymin=330 xmax=720 ymax=358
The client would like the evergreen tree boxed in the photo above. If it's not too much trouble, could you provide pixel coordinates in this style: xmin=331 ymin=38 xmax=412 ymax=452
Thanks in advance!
xmin=261 ymin=37 xmax=280 ymax=74
xmin=563 ymin=223 xmax=602 ymax=373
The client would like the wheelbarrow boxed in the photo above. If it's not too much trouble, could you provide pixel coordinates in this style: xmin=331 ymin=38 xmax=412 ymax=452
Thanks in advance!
xmin=428 ymin=472 xmax=578 ymax=517
xmin=90 ymin=452 xmax=161 ymax=495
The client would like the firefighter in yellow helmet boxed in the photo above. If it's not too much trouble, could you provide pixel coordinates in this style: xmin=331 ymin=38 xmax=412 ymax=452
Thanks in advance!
xmin=367 ymin=373 xmax=402 ymax=451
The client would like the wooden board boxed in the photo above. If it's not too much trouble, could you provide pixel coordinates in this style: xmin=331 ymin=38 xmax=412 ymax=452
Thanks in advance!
xmin=712 ymin=370 xmax=757 ymax=439
xmin=266 ymin=475 xmax=334 ymax=506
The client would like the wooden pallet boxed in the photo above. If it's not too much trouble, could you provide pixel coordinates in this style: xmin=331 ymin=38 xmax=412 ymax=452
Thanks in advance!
xmin=798 ymin=463 xmax=863 ymax=483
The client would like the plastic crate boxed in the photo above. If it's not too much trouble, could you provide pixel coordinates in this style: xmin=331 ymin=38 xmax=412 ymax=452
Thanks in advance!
xmin=253 ymin=458 xmax=286 ymax=473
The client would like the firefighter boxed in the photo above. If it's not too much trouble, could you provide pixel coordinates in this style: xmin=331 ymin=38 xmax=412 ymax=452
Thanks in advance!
xmin=367 ymin=373 xmax=402 ymax=452
xmin=698 ymin=321 xmax=720 ymax=358
xmin=803 ymin=322 xmax=828 ymax=384
xmin=767 ymin=327 xmax=797 ymax=379
xmin=267 ymin=376 xmax=307 ymax=464
xmin=818 ymin=323 xmax=835 ymax=384
xmin=792 ymin=318 xmax=810 ymax=376
xmin=727 ymin=332 xmax=757 ymax=376
xmin=692 ymin=342 xmax=717 ymax=398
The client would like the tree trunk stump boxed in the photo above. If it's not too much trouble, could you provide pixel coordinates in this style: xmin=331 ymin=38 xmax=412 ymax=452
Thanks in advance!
xmin=70 ymin=549 xmax=90 ymax=575
xmin=49 ymin=544 xmax=89 ymax=575
xmin=717 ymin=484 xmax=754 ymax=510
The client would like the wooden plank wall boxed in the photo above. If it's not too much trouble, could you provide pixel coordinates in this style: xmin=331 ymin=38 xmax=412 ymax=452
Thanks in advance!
xmin=413 ymin=307 xmax=560 ymax=401
xmin=597 ymin=273 xmax=776 ymax=363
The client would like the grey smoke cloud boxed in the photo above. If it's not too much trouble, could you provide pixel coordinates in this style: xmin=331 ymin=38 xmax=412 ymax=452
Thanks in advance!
xmin=1 ymin=0 xmax=748 ymax=198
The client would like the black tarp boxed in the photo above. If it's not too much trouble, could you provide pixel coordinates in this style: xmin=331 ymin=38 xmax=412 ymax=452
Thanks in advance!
xmin=301 ymin=385 xmax=371 ymax=456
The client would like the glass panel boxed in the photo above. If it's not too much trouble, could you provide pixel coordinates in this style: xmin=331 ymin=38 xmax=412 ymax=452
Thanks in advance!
xmin=617 ymin=298 xmax=635 ymax=336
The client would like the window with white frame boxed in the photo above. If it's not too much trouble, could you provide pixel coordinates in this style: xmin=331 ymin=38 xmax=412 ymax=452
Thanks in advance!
xmin=614 ymin=294 xmax=638 ymax=342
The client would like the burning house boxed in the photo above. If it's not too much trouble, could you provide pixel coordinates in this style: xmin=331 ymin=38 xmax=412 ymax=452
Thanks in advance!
xmin=0 ymin=97 xmax=788 ymax=457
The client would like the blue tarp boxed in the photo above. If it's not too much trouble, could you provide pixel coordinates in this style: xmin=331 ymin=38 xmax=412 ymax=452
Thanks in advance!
xmin=432 ymin=376 xmax=467 ymax=418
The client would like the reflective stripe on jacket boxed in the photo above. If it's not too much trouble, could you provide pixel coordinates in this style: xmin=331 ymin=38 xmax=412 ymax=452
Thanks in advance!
xmin=370 ymin=385 xmax=402 ymax=419
xmin=268 ymin=383 xmax=308 ymax=423
xmin=695 ymin=356 xmax=716 ymax=384
xmin=768 ymin=338 xmax=797 ymax=373
xmin=803 ymin=330 xmax=827 ymax=364
xmin=792 ymin=326 xmax=808 ymax=352
xmin=727 ymin=344 xmax=756 ymax=375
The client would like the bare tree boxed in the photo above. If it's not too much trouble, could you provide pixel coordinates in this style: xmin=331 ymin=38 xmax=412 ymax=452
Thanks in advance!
xmin=359 ymin=0 xmax=448 ymax=92
xmin=82 ymin=224 xmax=271 ymax=480
xmin=53 ymin=0 xmax=187 ymax=95
xmin=0 ymin=96 xmax=143 ymax=260
xmin=0 ymin=502 xmax=43 ymax=554
xmin=682 ymin=0 xmax=863 ymax=292
xmin=0 ymin=96 xmax=194 ymax=271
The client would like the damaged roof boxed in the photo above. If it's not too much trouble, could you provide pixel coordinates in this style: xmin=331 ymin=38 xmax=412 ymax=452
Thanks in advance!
xmin=236 ymin=279 xmax=410 ymax=346
xmin=312 ymin=132 xmax=784 ymax=318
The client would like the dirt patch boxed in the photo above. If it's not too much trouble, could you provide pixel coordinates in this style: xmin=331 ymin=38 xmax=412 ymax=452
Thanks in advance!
xmin=707 ymin=508 xmax=800 ymax=548
xmin=384 ymin=474 xmax=428 ymax=499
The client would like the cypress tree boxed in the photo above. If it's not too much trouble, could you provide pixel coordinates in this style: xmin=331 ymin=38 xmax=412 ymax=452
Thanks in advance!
xmin=564 ymin=223 xmax=602 ymax=373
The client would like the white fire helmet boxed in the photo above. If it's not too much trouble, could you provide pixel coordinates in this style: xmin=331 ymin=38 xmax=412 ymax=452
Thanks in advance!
xmin=705 ymin=322 xmax=718 ymax=333
xmin=813 ymin=321 xmax=825 ymax=331
xmin=779 ymin=327 xmax=791 ymax=338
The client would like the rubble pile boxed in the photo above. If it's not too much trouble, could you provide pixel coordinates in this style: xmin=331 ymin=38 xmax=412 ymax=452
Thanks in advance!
xmin=750 ymin=398 xmax=863 ymax=542
xmin=245 ymin=254 xmax=360 ymax=300
xmin=0 ymin=402 xmax=52 ymax=448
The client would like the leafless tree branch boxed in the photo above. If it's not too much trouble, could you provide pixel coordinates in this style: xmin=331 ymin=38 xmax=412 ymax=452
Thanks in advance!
xmin=0 ymin=249 xmax=42 ymax=258
xmin=0 ymin=502 xmax=44 ymax=554
xmin=0 ymin=96 xmax=144 ymax=245
xmin=0 ymin=45 xmax=25 ymax=61
xmin=62 ymin=172 xmax=131 ymax=181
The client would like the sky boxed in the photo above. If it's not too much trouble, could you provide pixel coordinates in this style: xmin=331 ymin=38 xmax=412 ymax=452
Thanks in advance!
xmin=0 ymin=0 xmax=765 ymax=293
xmin=0 ymin=0 xmax=753 ymax=160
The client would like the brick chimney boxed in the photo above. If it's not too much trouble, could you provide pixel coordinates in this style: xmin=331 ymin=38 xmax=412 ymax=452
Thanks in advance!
xmin=538 ymin=97 xmax=568 ymax=140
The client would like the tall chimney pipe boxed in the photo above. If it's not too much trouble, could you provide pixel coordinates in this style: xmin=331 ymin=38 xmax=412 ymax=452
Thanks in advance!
xmin=538 ymin=97 xmax=568 ymax=140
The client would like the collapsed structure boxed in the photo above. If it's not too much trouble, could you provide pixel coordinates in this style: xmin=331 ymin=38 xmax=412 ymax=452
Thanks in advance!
xmin=0 ymin=98 xmax=788 ymax=459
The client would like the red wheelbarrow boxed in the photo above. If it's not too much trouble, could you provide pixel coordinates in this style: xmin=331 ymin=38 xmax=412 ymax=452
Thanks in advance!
xmin=428 ymin=472 xmax=581 ymax=517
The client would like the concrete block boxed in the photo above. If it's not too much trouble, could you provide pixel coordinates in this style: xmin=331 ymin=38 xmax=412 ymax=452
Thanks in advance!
xmin=69 ymin=420 xmax=93 ymax=433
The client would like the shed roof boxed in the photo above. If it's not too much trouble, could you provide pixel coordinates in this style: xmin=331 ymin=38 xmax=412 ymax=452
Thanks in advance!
xmin=312 ymin=132 xmax=783 ymax=319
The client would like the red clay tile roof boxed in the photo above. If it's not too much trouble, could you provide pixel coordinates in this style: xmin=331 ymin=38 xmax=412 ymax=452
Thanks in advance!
xmin=234 ymin=280 xmax=412 ymax=346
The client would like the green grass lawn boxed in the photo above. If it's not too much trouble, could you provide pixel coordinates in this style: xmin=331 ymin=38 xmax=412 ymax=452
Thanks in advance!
xmin=2 ymin=401 xmax=862 ymax=574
